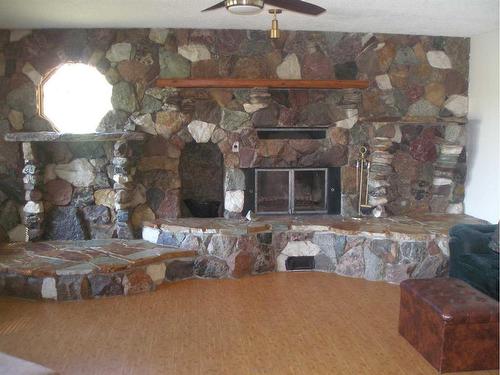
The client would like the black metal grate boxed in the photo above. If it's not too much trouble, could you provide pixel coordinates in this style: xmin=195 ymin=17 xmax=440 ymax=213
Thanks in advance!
xmin=286 ymin=256 xmax=315 ymax=271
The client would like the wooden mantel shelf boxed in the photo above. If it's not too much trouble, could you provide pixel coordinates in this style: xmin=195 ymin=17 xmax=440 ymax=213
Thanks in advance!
xmin=4 ymin=131 xmax=147 ymax=143
xmin=156 ymin=78 xmax=369 ymax=90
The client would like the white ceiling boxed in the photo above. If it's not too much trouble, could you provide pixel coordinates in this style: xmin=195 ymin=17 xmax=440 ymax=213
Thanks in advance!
xmin=0 ymin=0 xmax=498 ymax=37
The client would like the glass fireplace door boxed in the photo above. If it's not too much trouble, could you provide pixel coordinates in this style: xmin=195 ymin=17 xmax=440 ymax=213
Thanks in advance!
xmin=255 ymin=170 xmax=291 ymax=214
xmin=255 ymin=168 xmax=328 ymax=214
xmin=294 ymin=169 xmax=327 ymax=213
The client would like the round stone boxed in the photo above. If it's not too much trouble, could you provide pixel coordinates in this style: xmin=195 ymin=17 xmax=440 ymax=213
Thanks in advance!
xmin=45 ymin=179 xmax=73 ymax=206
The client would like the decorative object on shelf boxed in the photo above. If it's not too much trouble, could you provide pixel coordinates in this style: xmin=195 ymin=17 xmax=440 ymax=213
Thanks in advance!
xmin=355 ymin=146 xmax=372 ymax=217
xmin=245 ymin=210 xmax=255 ymax=221
xmin=269 ymin=9 xmax=282 ymax=39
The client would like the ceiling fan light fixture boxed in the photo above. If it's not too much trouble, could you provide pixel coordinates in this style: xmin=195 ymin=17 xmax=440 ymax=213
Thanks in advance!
xmin=269 ymin=19 xmax=280 ymax=39
xmin=225 ymin=0 xmax=264 ymax=15
xmin=269 ymin=9 xmax=282 ymax=39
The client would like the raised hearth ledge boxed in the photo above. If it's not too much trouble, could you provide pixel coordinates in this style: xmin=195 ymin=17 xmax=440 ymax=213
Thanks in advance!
xmin=142 ymin=214 xmax=486 ymax=285
xmin=0 ymin=240 xmax=196 ymax=301
xmin=0 ymin=215 xmax=487 ymax=301
xmin=4 ymin=131 xmax=147 ymax=142
xmin=143 ymin=214 xmax=484 ymax=241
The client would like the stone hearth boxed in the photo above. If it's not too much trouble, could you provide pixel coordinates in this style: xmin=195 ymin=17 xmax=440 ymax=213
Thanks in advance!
xmin=0 ymin=214 xmax=485 ymax=301
xmin=0 ymin=239 xmax=195 ymax=300
xmin=143 ymin=213 xmax=484 ymax=281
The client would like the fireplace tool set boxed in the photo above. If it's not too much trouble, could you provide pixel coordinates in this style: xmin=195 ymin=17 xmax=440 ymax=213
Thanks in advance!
xmin=355 ymin=146 xmax=373 ymax=217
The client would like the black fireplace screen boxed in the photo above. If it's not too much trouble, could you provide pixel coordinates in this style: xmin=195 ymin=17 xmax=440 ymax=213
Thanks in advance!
xmin=244 ymin=167 xmax=341 ymax=215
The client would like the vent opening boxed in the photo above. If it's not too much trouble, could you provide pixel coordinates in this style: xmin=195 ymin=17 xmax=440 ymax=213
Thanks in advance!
xmin=285 ymin=256 xmax=315 ymax=271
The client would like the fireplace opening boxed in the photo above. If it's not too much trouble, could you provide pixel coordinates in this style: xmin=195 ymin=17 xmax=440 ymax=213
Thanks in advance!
xmin=286 ymin=256 xmax=315 ymax=271
xmin=244 ymin=168 xmax=340 ymax=215
xmin=180 ymin=143 xmax=223 ymax=218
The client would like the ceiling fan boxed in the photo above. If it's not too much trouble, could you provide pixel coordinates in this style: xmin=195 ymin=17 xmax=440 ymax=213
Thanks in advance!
xmin=202 ymin=0 xmax=326 ymax=16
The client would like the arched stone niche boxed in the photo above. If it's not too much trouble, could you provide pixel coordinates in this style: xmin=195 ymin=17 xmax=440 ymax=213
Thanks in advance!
xmin=180 ymin=142 xmax=223 ymax=218
xmin=180 ymin=118 xmax=248 ymax=219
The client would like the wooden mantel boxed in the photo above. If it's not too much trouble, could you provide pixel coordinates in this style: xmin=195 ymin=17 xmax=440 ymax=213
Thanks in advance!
xmin=156 ymin=78 xmax=369 ymax=90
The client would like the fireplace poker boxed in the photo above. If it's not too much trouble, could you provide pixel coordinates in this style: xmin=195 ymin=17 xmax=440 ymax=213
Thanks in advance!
xmin=356 ymin=146 xmax=372 ymax=217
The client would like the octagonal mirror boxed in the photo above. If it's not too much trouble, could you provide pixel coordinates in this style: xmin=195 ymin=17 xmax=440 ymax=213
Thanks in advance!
xmin=40 ymin=63 xmax=113 ymax=134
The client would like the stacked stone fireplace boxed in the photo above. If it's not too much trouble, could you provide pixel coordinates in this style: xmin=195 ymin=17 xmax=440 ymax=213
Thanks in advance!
xmin=167 ymin=86 xmax=363 ymax=220
xmin=0 ymin=28 xmax=470 ymax=243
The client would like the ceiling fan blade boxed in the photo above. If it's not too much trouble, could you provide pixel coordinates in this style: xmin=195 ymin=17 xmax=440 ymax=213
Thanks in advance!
xmin=202 ymin=1 xmax=226 ymax=12
xmin=265 ymin=0 xmax=326 ymax=15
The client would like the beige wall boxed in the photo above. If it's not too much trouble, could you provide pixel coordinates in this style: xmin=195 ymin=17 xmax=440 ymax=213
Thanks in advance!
xmin=466 ymin=29 xmax=500 ymax=223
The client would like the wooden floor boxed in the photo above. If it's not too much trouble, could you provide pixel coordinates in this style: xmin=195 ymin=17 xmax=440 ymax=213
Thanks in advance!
xmin=0 ymin=273 xmax=497 ymax=375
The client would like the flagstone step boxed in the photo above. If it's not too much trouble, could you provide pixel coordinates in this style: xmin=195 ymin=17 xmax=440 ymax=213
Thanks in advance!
xmin=0 ymin=239 xmax=196 ymax=301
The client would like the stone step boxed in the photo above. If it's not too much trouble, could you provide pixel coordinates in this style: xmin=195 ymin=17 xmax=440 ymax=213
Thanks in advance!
xmin=142 ymin=218 xmax=272 ymax=246
xmin=0 ymin=239 xmax=196 ymax=301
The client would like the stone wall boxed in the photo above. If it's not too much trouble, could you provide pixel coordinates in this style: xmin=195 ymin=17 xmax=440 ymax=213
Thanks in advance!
xmin=0 ymin=29 xmax=470 ymax=241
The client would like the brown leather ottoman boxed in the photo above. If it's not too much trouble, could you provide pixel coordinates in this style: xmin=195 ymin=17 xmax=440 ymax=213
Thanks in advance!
xmin=399 ymin=278 xmax=499 ymax=373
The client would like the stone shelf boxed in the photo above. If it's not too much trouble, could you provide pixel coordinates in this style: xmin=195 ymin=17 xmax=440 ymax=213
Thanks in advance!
xmin=156 ymin=78 xmax=369 ymax=90
xmin=4 ymin=131 xmax=147 ymax=143
xmin=359 ymin=116 xmax=467 ymax=125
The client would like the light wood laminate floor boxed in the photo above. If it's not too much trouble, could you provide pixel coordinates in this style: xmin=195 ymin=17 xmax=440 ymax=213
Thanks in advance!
xmin=0 ymin=273 xmax=497 ymax=375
